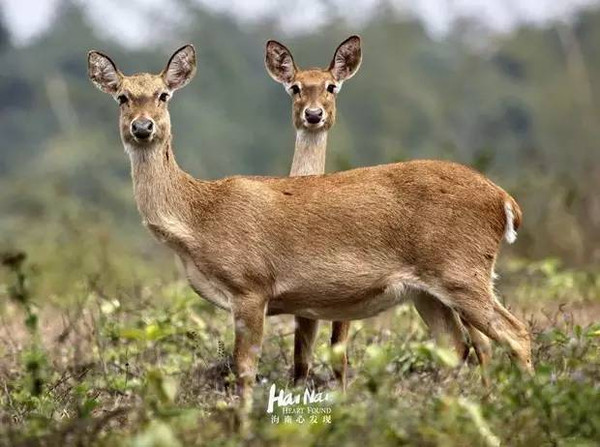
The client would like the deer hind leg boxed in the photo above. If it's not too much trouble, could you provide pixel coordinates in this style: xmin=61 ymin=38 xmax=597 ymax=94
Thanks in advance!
xmin=440 ymin=283 xmax=533 ymax=374
xmin=460 ymin=318 xmax=493 ymax=385
xmin=462 ymin=320 xmax=492 ymax=368
xmin=412 ymin=291 xmax=470 ymax=362
xmin=490 ymin=299 xmax=533 ymax=373
xmin=331 ymin=321 xmax=350 ymax=392
xmin=293 ymin=316 xmax=319 ymax=385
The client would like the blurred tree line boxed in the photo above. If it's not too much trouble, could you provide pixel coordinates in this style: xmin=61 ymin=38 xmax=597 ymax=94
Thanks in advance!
xmin=1 ymin=1 xmax=599 ymax=265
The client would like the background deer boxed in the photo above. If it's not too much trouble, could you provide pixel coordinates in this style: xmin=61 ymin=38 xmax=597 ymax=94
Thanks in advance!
xmin=265 ymin=36 xmax=496 ymax=388
xmin=265 ymin=35 xmax=362 ymax=390
xmin=88 ymin=44 xmax=533 ymax=419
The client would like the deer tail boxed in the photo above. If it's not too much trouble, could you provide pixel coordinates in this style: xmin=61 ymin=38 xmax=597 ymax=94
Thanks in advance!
xmin=503 ymin=196 xmax=522 ymax=244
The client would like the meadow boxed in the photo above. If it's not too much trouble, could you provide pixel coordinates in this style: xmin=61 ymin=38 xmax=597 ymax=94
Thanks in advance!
xmin=2 ymin=3 xmax=600 ymax=445
xmin=0 ymin=207 xmax=599 ymax=446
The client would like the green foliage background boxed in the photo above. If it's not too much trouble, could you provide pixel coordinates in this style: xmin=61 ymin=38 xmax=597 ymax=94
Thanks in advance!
xmin=1 ymin=2 xmax=600 ymax=263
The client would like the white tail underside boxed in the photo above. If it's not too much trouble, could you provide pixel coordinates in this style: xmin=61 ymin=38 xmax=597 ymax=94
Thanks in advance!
xmin=504 ymin=201 xmax=517 ymax=244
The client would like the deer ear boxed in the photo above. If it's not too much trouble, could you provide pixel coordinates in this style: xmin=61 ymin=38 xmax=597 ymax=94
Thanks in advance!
xmin=265 ymin=40 xmax=297 ymax=85
xmin=88 ymin=51 xmax=123 ymax=95
xmin=162 ymin=44 xmax=197 ymax=91
xmin=328 ymin=35 xmax=362 ymax=82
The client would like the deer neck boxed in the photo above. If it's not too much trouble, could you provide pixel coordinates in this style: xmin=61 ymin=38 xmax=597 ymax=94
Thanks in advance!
xmin=290 ymin=130 xmax=328 ymax=176
xmin=128 ymin=138 xmax=200 ymax=228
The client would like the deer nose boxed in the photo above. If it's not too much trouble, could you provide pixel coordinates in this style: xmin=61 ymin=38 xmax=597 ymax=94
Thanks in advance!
xmin=304 ymin=108 xmax=323 ymax=124
xmin=131 ymin=118 xmax=154 ymax=139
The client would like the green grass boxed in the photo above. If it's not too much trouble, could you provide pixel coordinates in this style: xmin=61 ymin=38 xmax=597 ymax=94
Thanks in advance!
xmin=1 ymin=231 xmax=599 ymax=446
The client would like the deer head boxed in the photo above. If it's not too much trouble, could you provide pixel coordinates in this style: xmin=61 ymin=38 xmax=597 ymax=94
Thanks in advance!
xmin=88 ymin=45 xmax=196 ymax=153
xmin=265 ymin=36 xmax=362 ymax=132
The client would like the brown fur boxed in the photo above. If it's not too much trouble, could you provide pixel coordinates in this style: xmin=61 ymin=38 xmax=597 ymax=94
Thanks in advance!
xmin=266 ymin=36 xmax=362 ymax=133
xmin=88 ymin=45 xmax=533 ymax=417
xmin=266 ymin=37 xmax=496 ymax=389
xmin=266 ymin=37 xmax=364 ymax=389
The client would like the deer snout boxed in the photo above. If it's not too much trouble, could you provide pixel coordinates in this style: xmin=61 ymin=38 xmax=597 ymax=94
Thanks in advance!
xmin=131 ymin=118 xmax=154 ymax=140
xmin=304 ymin=108 xmax=324 ymax=124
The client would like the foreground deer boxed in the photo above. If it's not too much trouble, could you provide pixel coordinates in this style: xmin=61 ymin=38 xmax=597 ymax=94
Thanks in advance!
xmin=265 ymin=36 xmax=496 ymax=388
xmin=88 ymin=45 xmax=533 ymax=416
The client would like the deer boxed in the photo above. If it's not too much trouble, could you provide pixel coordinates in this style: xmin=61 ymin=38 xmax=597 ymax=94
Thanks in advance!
xmin=88 ymin=44 xmax=533 ymax=420
xmin=265 ymin=36 xmax=496 ymax=389
xmin=264 ymin=35 xmax=362 ymax=390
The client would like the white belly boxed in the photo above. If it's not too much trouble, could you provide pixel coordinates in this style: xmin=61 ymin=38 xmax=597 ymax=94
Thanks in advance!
xmin=180 ymin=261 xmax=419 ymax=320
xmin=182 ymin=257 xmax=232 ymax=311
xmin=292 ymin=282 xmax=412 ymax=320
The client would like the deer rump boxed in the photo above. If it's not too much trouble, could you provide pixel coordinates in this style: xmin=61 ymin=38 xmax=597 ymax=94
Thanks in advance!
xmin=177 ymin=159 xmax=515 ymax=321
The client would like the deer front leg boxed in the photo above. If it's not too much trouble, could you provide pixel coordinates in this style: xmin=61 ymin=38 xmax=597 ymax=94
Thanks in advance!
xmin=331 ymin=321 xmax=350 ymax=392
xmin=232 ymin=293 xmax=266 ymax=428
xmin=293 ymin=316 xmax=319 ymax=385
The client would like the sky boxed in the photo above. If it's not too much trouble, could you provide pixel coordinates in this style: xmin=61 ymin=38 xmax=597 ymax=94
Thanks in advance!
xmin=2 ymin=0 xmax=599 ymax=46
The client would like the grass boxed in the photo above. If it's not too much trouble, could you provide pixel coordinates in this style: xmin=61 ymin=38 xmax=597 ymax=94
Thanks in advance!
xmin=0 ymin=220 xmax=599 ymax=446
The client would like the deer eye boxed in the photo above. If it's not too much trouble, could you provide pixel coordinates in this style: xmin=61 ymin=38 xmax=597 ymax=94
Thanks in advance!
xmin=290 ymin=84 xmax=301 ymax=95
xmin=117 ymin=94 xmax=128 ymax=105
xmin=159 ymin=92 xmax=169 ymax=102
xmin=327 ymin=84 xmax=337 ymax=94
